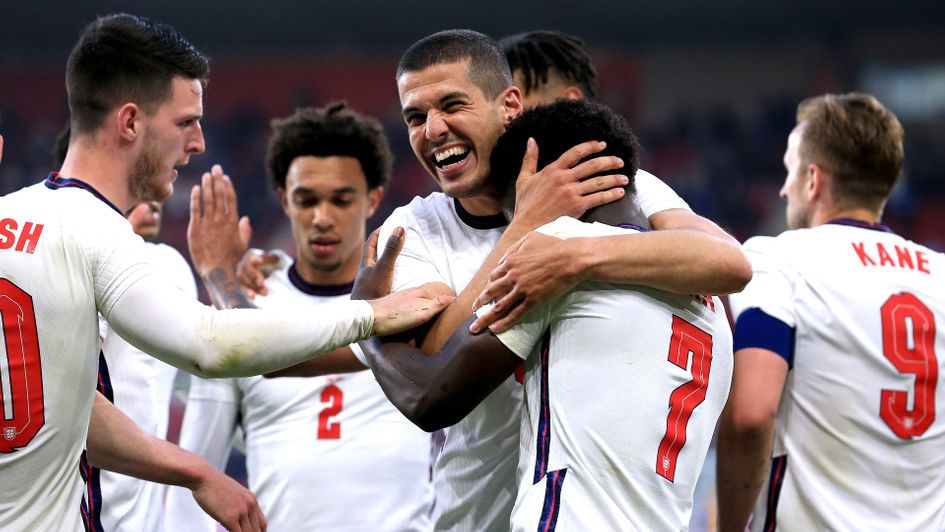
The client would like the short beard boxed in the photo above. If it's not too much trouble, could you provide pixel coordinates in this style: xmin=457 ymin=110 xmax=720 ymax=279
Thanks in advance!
xmin=129 ymin=143 xmax=171 ymax=203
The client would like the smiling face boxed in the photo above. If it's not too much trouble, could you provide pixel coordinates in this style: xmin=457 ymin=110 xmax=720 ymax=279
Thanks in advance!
xmin=780 ymin=123 xmax=814 ymax=230
xmin=398 ymin=59 xmax=521 ymax=201
xmin=280 ymin=155 xmax=382 ymax=285
xmin=129 ymin=76 xmax=206 ymax=203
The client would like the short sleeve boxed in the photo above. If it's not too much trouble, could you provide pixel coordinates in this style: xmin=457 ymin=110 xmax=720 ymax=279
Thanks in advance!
xmin=476 ymin=303 xmax=551 ymax=360
xmin=728 ymin=236 xmax=798 ymax=329
xmin=379 ymin=206 xmax=449 ymax=292
xmin=633 ymin=170 xmax=691 ymax=218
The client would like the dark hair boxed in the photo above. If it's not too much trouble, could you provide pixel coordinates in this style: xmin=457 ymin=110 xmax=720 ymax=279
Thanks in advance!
xmin=66 ymin=13 xmax=209 ymax=134
xmin=397 ymin=29 xmax=513 ymax=99
xmin=489 ymin=98 xmax=639 ymax=195
xmin=501 ymin=30 xmax=597 ymax=98
xmin=52 ymin=122 xmax=70 ymax=168
xmin=796 ymin=93 xmax=904 ymax=211
xmin=266 ymin=102 xmax=392 ymax=191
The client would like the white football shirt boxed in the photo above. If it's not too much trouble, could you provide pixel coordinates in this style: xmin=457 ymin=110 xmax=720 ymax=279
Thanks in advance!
xmin=166 ymin=251 xmax=433 ymax=531
xmin=1 ymin=175 xmax=377 ymax=531
xmin=378 ymin=170 xmax=690 ymax=531
xmin=729 ymin=220 xmax=945 ymax=531
xmin=95 ymin=243 xmax=197 ymax=532
xmin=0 ymin=177 xmax=152 ymax=531
xmin=483 ymin=216 xmax=732 ymax=531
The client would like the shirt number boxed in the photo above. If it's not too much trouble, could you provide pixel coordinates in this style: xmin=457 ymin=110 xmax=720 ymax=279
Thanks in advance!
xmin=656 ymin=315 xmax=713 ymax=482
xmin=0 ymin=279 xmax=45 ymax=453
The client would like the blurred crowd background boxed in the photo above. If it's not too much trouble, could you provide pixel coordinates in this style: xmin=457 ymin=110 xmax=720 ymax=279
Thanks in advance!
xmin=3 ymin=2 xmax=943 ymax=259
xmin=2 ymin=3 xmax=943 ymax=529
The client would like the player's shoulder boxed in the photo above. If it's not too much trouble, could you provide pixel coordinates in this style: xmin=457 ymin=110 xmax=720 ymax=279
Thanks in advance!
xmin=537 ymin=216 xmax=639 ymax=240
xmin=384 ymin=192 xmax=451 ymax=225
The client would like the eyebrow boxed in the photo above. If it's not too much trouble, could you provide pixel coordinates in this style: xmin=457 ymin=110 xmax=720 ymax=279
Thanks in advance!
xmin=402 ymin=91 xmax=471 ymax=117
xmin=291 ymin=186 xmax=359 ymax=196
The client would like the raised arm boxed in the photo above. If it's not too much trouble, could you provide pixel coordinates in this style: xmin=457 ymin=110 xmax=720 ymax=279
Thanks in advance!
xmin=354 ymin=229 xmax=520 ymax=431
xmin=86 ymin=392 xmax=265 ymax=532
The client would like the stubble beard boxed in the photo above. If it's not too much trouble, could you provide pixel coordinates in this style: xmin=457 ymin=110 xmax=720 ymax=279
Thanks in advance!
xmin=129 ymin=141 xmax=172 ymax=203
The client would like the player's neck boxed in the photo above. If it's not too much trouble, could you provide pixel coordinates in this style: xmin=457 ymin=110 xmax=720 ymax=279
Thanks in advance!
xmin=58 ymin=138 xmax=136 ymax=212
xmin=811 ymin=206 xmax=881 ymax=227
xmin=580 ymin=192 xmax=647 ymax=228
xmin=456 ymin=195 xmax=503 ymax=217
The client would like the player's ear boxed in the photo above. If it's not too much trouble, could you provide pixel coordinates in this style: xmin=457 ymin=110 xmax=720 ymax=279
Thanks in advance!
xmin=561 ymin=86 xmax=584 ymax=101
xmin=807 ymin=163 xmax=827 ymax=201
xmin=116 ymin=103 xmax=141 ymax=142
xmin=278 ymin=189 xmax=289 ymax=214
xmin=499 ymin=85 xmax=524 ymax=125
xmin=365 ymin=187 xmax=384 ymax=219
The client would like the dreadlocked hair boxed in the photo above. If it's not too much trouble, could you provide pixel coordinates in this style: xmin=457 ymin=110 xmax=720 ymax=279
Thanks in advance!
xmin=501 ymin=30 xmax=597 ymax=98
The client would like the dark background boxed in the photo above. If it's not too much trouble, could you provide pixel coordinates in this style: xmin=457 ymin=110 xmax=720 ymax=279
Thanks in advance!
xmin=3 ymin=1 xmax=944 ymax=256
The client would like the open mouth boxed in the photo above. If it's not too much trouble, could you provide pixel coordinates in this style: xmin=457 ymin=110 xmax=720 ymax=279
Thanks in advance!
xmin=433 ymin=146 xmax=470 ymax=171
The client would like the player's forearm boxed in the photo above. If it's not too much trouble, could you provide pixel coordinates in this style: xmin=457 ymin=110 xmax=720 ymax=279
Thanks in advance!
xmin=201 ymin=266 xmax=256 ymax=310
xmin=108 ymin=281 xmax=374 ymax=378
xmin=419 ymin=223 xmax=529 ymax=352
xmin=263 ymin=347 xmax=366 ymax=378
xmin=86 ymin=393 xmax=214 ymax=490
xmin=363 ymin=317 xmax=519 ymax=431
xmin=716 ymin=408 xmax=776 ymax=532
xmin=574 ymin=228 xmax=751 ymax=295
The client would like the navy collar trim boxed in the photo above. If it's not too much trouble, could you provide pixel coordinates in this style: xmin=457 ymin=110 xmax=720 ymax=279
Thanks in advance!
xmin=826 ymin=217 xmax=892 ymax=233
xmin=616 ymin=222 xmax=648 ymax=232
xmin=44 ymin=173 xmax=123 ymax=216
xmin=453 ymin=198 xmax=508 ymax=230
xmin=288 ymin=262 xmax=354 ymax=296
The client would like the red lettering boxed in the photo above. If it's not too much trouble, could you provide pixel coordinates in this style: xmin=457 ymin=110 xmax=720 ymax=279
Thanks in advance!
xmin=14 ymin=222 xmax=43 ymax=254
xmin=0 ymin=218 xmax=17 ymax=250
xmin=877 ymin=243 xmax=895 ymax=267
xmin=917 ymin=251 xmax=931 ymax=274
xmin=895 ymin=246 xmax=915 ymax=270
xmin=852 ymin=242 xmax=876 ymax=266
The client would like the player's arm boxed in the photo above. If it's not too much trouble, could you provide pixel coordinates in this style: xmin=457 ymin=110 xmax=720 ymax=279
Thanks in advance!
xmin=86 ymin=392 xmax=265 ymax=532
xmin=419 ymin=139 xmax=627 ymax=352
xmin=716 ymin=346 xmax=788 ymax=532
xmin=104 ymin=165 xmax=448 ymax=379
xmin=165 ymin=377 xmax=242 ymax=532
xmin=471 ymin=206 xmax=751 ymax=334
xmin=355 ymin=230 xmax=521 ymax=431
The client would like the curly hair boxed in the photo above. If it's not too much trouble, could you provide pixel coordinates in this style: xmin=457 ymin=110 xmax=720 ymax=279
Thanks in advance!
xmin=500 ymin=30 xmax=597 ymax=98
xmin=266 ymin=102 xmax=392 ymax=191
xmin=489 ymin=98 xmax=639 ymax=196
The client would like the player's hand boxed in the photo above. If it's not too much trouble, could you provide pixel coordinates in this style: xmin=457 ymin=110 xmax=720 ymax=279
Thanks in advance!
xmin=470 ymin=231 xmax=580 ymax=334
xmin=511 ymin=138 xmax=627 ymax=231
xmin=237 ymin=248 xmax=280 ymax=299
xmin=354 ymin=227 xmax=454 ymax=335
xmin=187 ymin=164 xmax=253 ymax=280
xmin=190 ymin=464 xmax=267 ymax=532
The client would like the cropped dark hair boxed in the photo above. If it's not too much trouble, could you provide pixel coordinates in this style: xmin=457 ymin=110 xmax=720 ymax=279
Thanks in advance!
xmin=490 ymin=98 xmax=639 ymax=195
xmin=66 ymin=13 xmax=209 ymax=134
xmin=501 ymin=30 xmax=597 ymax=98
xmin=266 ymin=102 xmax=392 ymax=191
xmin=397 ymin=29 xmax=513 ymax=99
xmin=796 ymin=93 xmax=904 ymax=211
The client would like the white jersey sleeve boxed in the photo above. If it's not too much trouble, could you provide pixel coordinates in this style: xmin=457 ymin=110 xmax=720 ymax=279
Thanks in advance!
xmin=164 ymin=376 xmax=241 ymax=532
xmin=728 ymin=236 xmax=798 ymax=327
xmin=104 ymin=277 xmax=374 ymax=378
xmin=379 ymin=201 xmax=452 ymax=292
xmin=634 ymin=169 xmax=691 ymax=218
